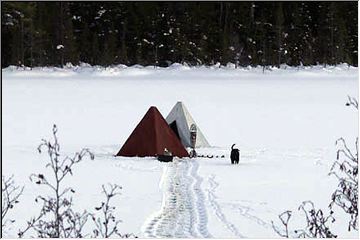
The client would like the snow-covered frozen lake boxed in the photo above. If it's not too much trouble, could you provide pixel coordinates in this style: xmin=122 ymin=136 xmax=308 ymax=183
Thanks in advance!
xmin=2 ymin=64 xmax=358 ymax=238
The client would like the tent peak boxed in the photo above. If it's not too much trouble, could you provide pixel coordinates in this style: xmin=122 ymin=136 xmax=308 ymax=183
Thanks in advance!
xmin=148 ymin=106 xmax=159 ymax=111
xmin=166 ymin=102 xmax=210 ymax=148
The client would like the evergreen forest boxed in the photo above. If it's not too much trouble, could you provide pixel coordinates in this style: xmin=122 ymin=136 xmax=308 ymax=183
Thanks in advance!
xmin=1 ymin=1 xmax=358 ymax=68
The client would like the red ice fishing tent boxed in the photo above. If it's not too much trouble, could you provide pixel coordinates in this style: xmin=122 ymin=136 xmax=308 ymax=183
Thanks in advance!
xmin=116 ymin=106 xmax=189 ymax=158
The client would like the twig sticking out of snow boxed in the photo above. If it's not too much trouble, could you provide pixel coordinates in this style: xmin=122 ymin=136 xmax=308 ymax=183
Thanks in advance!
xmin=272 ymin=201 xmax=337 ymax=238
xmin=1 ymin=175 xmax=24 ymax=231
xmin=91 ymin=184 xmax=137 ymax=238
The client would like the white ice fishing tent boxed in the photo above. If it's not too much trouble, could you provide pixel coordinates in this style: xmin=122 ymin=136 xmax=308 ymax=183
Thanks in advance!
xmin=166 ymin=101 xmax=210 ymax=148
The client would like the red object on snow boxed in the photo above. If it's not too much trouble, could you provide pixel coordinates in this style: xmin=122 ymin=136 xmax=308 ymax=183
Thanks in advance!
xmin=116 ymin=106 xmax=189 ymax=158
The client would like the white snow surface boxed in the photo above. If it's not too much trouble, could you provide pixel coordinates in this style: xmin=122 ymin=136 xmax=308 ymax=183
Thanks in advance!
xmin=2 ymin=63 xmax=359 ymax=238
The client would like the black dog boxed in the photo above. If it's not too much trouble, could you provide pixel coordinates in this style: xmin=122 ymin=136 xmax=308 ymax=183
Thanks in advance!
xmin=230 ymin=144 xmax=240 ymax=164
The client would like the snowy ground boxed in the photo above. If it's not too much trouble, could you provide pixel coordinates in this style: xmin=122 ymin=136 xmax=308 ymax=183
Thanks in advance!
xmin=2 ymin=64 xmax=358 ymax=238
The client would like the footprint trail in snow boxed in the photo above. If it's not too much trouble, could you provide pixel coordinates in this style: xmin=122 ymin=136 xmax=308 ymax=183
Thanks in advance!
xmin=142 ymin=159 xmax=211 ymax=238
xmin=207 ymin=174 xmax=245 ymax=238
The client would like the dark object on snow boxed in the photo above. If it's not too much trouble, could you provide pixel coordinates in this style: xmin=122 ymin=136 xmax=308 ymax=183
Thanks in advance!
xmin=197 ymin=154 xmax=223 ymax=159
xmin=158 ymin=148 xmax=174 ymax=162
xmin=157 ymin=155 xmax=174 ymax=162
xmin=189 ymin=124 xmax=197 ymax=158
xmin=189 ymin=149 xmax=197 ymax=158
xmin=230 ymin=144 xmax=240 ymax=164
xmin=190 ymin=124 xmax=197 ymax=148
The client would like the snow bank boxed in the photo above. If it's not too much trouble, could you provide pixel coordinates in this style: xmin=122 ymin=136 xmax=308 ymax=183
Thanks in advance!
xmin=3 ymin=63 xmax=357 ymax=79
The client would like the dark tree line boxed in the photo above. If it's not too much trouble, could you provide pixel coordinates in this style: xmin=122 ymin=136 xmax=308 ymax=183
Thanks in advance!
xmin=1 ymin=1 xmax=358 ymax=68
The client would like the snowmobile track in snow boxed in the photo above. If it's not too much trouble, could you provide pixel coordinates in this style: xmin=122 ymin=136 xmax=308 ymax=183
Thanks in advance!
xmin=142 ymin=159 xmax=211 ymax=238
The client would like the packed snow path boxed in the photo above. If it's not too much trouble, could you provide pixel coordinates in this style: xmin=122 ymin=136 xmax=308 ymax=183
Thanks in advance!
xmin=142 ymin=159 xmax=211 ymax=238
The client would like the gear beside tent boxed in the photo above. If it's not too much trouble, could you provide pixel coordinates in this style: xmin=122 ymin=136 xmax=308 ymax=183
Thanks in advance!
xmin=166 ymin=101 xmax=210 ymax=148
xmin=116 ymin=106 xmax=189 ymax=158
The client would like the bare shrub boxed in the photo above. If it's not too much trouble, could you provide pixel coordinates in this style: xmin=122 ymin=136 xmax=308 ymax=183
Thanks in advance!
xmin=17 ymin=125 xmax=137 ymax=238
xmin=272 ymin=201 xmax=337 ymax=238
xmin=328 ymin=96 xmax=358 ymax=231
xmin=91 ymin=184 xmax=137 ymax=238
xmin=2 ymin=175 xmax=24 ymax=232
xmin=18 ymin=124 xmax=94 ymax=238
xmin=272 ymin=210 xmax=292 ymax=238
xmin=273 ymin=96 xmax=358 ymax=237
xmin=295 ymin=201 xmax=336 ymax=238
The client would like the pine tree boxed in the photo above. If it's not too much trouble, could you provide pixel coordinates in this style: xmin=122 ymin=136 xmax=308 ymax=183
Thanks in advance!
xmin=275 ymin=2 xmax=284 ymax=67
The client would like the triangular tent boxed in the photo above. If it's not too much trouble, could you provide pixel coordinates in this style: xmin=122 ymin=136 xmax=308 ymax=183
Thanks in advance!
xmin=116 ymin=106 xmax=189 ymax=157
xmin=166 ymin=102 xmax=210 ymax=148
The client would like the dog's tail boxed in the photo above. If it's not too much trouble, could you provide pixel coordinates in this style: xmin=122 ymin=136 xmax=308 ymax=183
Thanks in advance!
xmin=231 ymin=143 xmax=236 ymax=150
